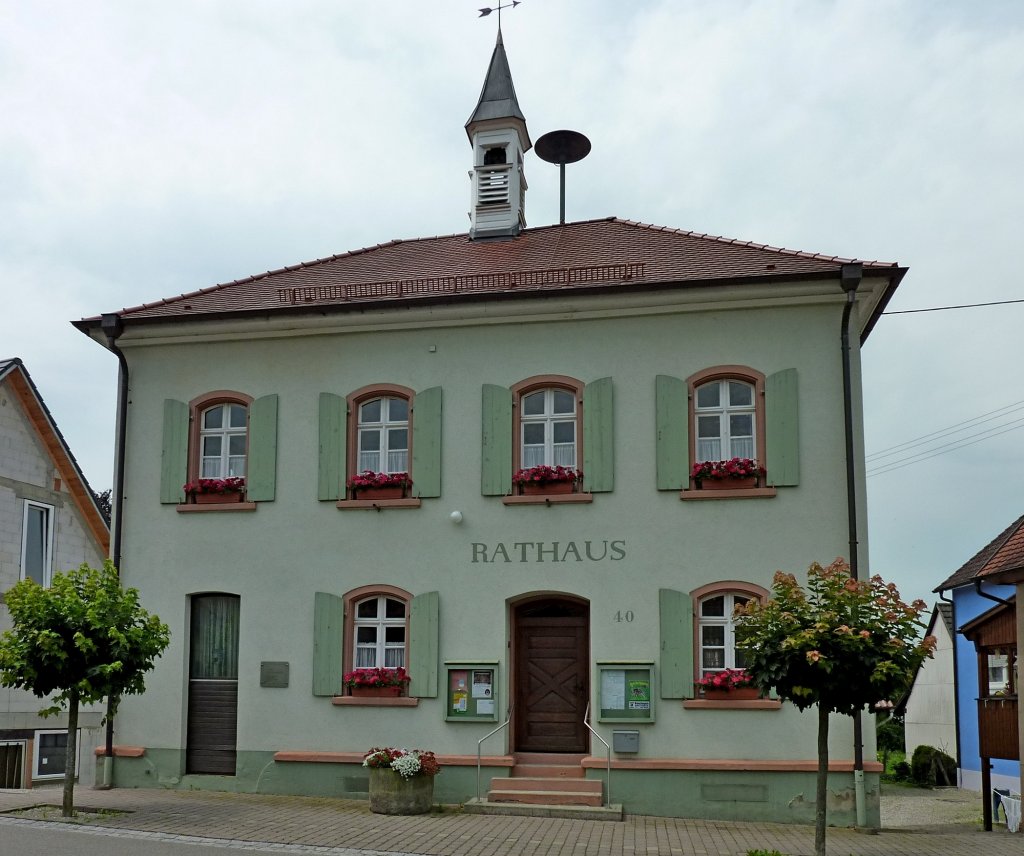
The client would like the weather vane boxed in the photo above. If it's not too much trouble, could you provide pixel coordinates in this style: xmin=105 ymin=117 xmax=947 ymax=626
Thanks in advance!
xmin=478 ymin=1 xmax=521 ymax=26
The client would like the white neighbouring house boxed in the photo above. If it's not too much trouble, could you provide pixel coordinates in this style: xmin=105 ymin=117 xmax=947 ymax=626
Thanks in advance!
xmin=900 ymin=603 xmax=957 ymax=763
xmin=0 ymin=358 xmax=110 ymax=789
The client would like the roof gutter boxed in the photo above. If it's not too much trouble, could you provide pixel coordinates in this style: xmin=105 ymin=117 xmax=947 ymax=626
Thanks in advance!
xmin=98 ymin=312 xmax=128 ymax=785
xmin=973 ymin=578 xmax=1014 ymax=608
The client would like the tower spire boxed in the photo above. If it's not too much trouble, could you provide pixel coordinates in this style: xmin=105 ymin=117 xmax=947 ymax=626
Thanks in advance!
xmin=466 ymin=30 xmax=531 ymax=239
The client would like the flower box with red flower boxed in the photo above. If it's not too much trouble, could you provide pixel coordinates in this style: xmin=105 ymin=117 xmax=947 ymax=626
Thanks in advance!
xmin=691 ymin=459 xmax=766 ymax=490
xmin=696 ymin=668 xmax=759 ymax=700
xmin=183 ymin=477 xmax=246 ymax=504
xmin=512 ymin=465 xmax=583 ymax=496
xmin=344 ymin=666 xmax=411 ymax=697
xmin=346 ymin=471 xmax=413 ymax=500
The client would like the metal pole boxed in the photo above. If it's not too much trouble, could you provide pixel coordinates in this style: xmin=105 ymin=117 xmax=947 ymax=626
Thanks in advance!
xmin=559 ymin=162 xmax=566 ymax=224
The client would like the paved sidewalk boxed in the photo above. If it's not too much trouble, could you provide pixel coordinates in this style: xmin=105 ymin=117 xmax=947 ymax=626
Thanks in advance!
xmin=0 ymin=785 xmax=1019 ymax=856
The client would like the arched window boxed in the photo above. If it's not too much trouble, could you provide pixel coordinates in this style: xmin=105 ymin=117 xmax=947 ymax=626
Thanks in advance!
xmin=356 ymin=396 xmax=409 ymax=474
xmin=691 ymin=581 xmax=769 ymax=680
xmin=520 ymin=387 xmax=577 ymax=469
xmin=351 ymin=592 xmax=408 ymax=669
xmin=199 ymin=402 xmax=248 ymax=478
xmin=694 ymin=379 xmax=756 ymax=462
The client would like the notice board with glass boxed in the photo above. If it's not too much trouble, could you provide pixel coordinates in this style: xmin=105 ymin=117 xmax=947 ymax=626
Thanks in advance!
xmin=596 ymin=662 xmax=655 ymax=723
xmin=444 ymin=662 xmax=499 ymax=722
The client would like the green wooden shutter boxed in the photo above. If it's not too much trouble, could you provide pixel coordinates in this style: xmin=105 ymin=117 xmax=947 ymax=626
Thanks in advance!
xmin=659 ymin=588 xmax=694 ymax=699
xmin=318 ymin=393 xmax=346 ymax=501
xmin=481 ymin=384 xmax=512 ymax=496
xmin=408 ymin=591 xmax=439 ymax=698
xmin=411 ymin=386 xmax=442 ymax=498
xmin=160 ymin=399 xmax=189 ymax=504
xmin=312 ymin=592 xmax=344 ymax=697
xmin=765 ymin=368 xmax=799 ymax=486
xmin=655 ymin=375 xmax=688 ymax=490
xmin=582 ymin=377 xmax=614 ymax=493
xmin=247 ymin=394 xmax=279 ymax=501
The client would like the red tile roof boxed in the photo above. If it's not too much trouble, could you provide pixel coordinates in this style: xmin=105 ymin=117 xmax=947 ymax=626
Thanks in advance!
xmin=935 ymin=513 xmax=1024 ymax=591
xmin=80 ymin=217 xmax=903 ymax=329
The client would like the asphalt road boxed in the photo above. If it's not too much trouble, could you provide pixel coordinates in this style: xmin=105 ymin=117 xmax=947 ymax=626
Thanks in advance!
xmin=0 ymin=819 xmax=397 ymax=856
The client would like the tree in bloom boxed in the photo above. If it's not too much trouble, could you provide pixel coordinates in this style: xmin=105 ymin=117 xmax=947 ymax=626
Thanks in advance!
xmin=734 ymin=559 xmax=935 ymax=856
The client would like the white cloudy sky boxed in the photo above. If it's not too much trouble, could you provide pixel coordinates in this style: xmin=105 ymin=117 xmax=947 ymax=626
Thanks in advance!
xmin=2 ymin=1 xmax=1021 ymax=606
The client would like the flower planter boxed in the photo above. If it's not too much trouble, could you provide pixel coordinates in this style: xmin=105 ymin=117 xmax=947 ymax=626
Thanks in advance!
xmin=354 ymin=485 xmax=406 ymax=500
xmin=350 ymin=685 xmax=403 ymax=698
xmin=520 ymin=481 xmax=575 ymax=496
xmin=703 ymin=687 xmax=759 ymax=701
xmin=697 ymin=477 xmax=757 ymax=491
xmin=190 ymin=491 xmax=244 ymax=504
xmin=368 ymin=767 xmax=433 ymax=815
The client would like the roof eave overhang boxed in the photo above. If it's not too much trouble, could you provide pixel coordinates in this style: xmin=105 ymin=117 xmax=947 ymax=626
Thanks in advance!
xmin=75 ymin=266 xmax=903 ymax=340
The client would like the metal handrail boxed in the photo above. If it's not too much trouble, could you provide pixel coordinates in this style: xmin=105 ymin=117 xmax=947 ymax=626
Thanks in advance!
xmin=583 ymin=701 xmax=612 ymax=807
xmin=476 ymin=703 xmax=514 ymax=801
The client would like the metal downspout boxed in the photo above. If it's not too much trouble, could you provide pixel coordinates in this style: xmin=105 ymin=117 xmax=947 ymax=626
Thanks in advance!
xmin=99 ymin=312 xmax=129 ymax=788
xmin=839 ymin=263 xmax=867 ymax=827
xmin=937 ymin=590 xmax=963 ymax=775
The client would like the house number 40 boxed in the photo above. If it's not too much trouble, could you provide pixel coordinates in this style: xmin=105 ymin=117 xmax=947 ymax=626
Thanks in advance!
xmin=613 ymin=610 xmax=635 ymax=623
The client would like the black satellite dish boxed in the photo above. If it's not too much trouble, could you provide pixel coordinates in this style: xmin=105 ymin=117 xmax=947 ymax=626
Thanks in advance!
xmin=535 ymin=129 xmax=591 ymax=225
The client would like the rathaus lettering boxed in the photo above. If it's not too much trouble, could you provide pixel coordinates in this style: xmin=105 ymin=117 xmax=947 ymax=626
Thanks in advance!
xmin=471 ymin=541 xmax=626 ymax=563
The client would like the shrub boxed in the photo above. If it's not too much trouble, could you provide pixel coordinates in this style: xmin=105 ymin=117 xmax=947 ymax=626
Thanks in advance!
xmin=910 ymin=745 xmax=956 ymax=786
xmin=876 ymin=718 xmax=904 ymax=753
xmin=892 ymin=760 xmax=912 ymax=781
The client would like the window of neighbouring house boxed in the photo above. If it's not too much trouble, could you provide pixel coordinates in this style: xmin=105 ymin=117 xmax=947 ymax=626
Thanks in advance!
xmin=21 ymin=500 xmax=53 ymax=585
xmin=33 ymin=729 xmax=80 ymax=780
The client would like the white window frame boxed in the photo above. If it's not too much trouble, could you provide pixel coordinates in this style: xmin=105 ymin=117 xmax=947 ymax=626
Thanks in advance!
xmin=199 ymin=402 xmax=248 ymax=479
xmin=33 ymin=729 xmax=80 ymax=781
xmin=698 ymin=592 xmax=752 ymax=675
xmin=357 ymin=396 xmax=409 ymax=474
xmin=20 ymin=500 xmax=54 ymax=586
xmin=520 ymin=387 xmax=577 ymax=469
xmin=694 ymin=379 xmax=756 ymax=462
xmin=353 ymin=595 xmax=407 ymax=670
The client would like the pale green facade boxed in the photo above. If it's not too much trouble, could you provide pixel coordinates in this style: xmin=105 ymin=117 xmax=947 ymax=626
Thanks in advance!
xmin=93 ymin=278 xmax=890 ymax=824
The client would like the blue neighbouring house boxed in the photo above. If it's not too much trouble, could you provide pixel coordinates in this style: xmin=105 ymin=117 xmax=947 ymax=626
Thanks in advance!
xmin=934 ymin=514 xmax=1022 ymax=817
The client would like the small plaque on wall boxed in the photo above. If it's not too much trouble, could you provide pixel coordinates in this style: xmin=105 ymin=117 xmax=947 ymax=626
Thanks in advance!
xmin=260 ymin=661 xmax=290 ymax=688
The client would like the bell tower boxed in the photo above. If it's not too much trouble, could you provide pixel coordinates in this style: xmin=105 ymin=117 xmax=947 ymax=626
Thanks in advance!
xmin=465 ymin=30 xmax=531 ymax=239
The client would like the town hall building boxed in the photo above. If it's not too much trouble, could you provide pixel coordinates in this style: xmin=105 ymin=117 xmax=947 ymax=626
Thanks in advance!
xmin=75 ymin=32 xmax=904 ymax=824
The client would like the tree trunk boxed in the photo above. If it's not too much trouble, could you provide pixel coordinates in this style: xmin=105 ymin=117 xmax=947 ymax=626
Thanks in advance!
xmin=62 ymin=690 xmax=79 ymax=817
xmin=815 ymin=703 xmax=829 ymax=856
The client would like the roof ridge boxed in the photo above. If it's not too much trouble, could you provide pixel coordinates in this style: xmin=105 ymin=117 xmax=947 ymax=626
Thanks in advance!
xmin=612 ymin=217 xmax=898 ymax=268
xmin=935 ymin=512 xmax=1024 ymax=591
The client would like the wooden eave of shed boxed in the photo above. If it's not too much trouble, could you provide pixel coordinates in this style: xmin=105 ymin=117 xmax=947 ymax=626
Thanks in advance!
xmin=960 ymin=597 xmax=1016 ymax=649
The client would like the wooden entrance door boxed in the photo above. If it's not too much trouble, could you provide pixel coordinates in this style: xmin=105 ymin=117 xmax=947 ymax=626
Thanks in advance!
xmin=514 ymin=599 xmax=589 ymax=753
xmin=186 ymin=594 xmax=239 ymax=775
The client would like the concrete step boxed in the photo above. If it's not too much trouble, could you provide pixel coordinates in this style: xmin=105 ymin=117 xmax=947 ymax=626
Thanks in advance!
xmin=494 ymin=776 xmax=602 ymax=794
xmin=464 ymin=797 xmax=623 ymax=821
xmin=512 ymin=752 xmax=586 ymax=766
xmin=510 ymin=763 xmax=585 ymax=779
xmin=486 ymin=787 xmax=604 ymax=807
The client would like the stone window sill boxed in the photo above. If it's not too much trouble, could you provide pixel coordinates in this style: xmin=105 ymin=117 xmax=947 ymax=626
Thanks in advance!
xmin=336 ymin=498 xmax=422 ymax=510
xmin=682 ymin=698 xmax=782 ymax=710
xmin=176 ymin=502 xmax=257 ymax=513
xmin=679 ymin=487 xmax=777 ymax=501
xmin=502 ymin=493 xmax=593 ymax=506
xmin=331 ymin=696 xmax=420 ymax=707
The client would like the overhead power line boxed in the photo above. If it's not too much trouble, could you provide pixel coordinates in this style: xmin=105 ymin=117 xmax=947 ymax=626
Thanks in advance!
xmin=866 ymin=400 xmax=1024 ymax=463
xmin=866 ymin=419 xmax=1024 ymax=477
xmin=882 ymin=297 xmax=1024 ymax=315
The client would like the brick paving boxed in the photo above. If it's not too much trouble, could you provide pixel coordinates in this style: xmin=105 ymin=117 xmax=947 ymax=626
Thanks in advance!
xmin=0 ymin=785 xmax=1020 ymax=856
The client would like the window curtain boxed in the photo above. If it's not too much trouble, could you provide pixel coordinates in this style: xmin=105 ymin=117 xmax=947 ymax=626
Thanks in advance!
xmin=190 ymin=595 xmax=240 ymax=680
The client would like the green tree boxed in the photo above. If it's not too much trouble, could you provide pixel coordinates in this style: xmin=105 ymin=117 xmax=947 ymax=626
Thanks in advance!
xmin=0 ymin=561 xmax=170 ymax=816
xmin=735 ymin=559 xmax=934 ymax=856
